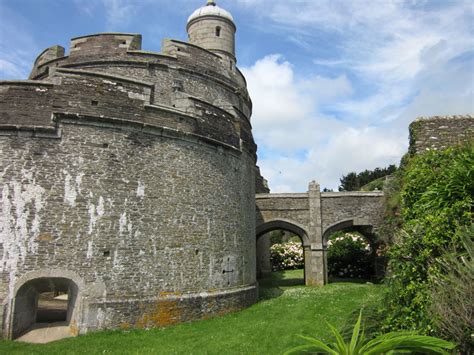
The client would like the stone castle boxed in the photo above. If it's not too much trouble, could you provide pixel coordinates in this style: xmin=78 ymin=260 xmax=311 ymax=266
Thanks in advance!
xmin=0 ymin=0 xmax=263 ymax=339
xmin=1 ymin=0 xmax=473 ymax=341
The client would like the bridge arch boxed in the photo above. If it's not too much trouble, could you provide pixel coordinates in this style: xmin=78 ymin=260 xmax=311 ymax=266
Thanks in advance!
xmin=256 ymin=219 xmax=311 ymax=285
xmin=256 ymin=219 xmax=310 ymax=247
xmin=322 ymin=219 xmax=379 ymax=283
xmin=322 ymin=219 xmax=376 ymax=247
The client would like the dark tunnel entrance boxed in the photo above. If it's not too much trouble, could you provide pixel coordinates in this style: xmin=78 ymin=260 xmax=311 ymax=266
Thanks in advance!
xmin=12 ymin=277 xmax=78 ymax=339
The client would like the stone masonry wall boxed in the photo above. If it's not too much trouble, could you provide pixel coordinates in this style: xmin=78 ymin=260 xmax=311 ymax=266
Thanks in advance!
xmin=409 ymin=115 xmax=474 ymax=155
xmin=0 ymin=29 xmax=258 ymax=338
xmin=320 ymin=192 xmax=385 ymax=243
xmin=255 ymin=194 xmax=310 ymax=229
xmin=0 ymin=120 xmax=256 ymax=335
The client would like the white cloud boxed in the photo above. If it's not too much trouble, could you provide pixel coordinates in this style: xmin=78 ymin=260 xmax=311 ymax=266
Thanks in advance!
xmin=242 ymin=55 xmax=352 ymax=152
xmin=102 ymin=0 xmax=138 ymax=29
xmin=239 ymin=0 xmax=473 ymax=191
xmin=74 ymin=0 xmax=154 ymax=30
xmin=242 ymin=55 xmax=406 ymax=191
xmin=257 ymin=125 xmax=407 ymax=192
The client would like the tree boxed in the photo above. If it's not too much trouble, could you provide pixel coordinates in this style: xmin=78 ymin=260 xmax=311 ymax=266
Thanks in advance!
xmin=339 ymin=165 xmax=397 ymax=191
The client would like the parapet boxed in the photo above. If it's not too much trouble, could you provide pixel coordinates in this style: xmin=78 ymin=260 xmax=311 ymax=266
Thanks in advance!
xmin=70 ymin=33 xmax=142 ymax=57
xmin=11 ymin=30 xmax=255 ymax=157
xmin=34 ymin=45 xmax=65 ymax=67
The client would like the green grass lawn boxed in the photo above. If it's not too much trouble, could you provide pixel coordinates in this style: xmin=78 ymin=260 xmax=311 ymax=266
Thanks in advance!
xmin=0 ymin=270 xmax=384 ymax=354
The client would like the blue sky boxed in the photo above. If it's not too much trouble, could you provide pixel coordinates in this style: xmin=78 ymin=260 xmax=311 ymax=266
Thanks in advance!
xmin=1 ymin=0 xmax=473 ymax=191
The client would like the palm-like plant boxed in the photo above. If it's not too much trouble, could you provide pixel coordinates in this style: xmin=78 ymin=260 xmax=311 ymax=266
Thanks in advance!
xmin=284 ymin=311 xmax=455 ymax=354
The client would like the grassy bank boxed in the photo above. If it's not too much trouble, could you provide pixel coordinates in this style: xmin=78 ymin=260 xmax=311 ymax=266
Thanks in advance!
xmin=0 ymin=270 xmax=383 ymax=354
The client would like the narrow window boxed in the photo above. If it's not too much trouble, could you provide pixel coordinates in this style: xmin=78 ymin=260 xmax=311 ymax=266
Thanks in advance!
xmin=215 ymin=26 xmax=221 ymax=37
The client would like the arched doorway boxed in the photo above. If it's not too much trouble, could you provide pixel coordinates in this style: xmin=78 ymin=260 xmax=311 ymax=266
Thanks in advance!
xmin=11 ymin=277 xmax=79 ymax=340
xmin=256 ymin=219 xmax=311 ymax=286
xmin=322 ymin=219 xmax=379 ymax=283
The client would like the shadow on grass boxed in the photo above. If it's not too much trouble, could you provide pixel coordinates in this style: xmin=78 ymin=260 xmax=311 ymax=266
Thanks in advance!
xmin=258 ymin=269 xmax=305 ymax=301
xmin=328 ymin=277 xmax=372 ymax=284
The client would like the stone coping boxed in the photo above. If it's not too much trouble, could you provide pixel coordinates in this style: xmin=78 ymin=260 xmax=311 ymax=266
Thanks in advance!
xmin=168 ymin=39 xmax=222 ymax=59
xmin=70 ymin=32 xmax=141 ymax=41
xmin=127 ymin=50 xmax=177 ymax=61
xmin=55 ymin=68 xmax=154 ymax=87
xmin=99 ymin=284 xmax=257 ymax=304
xmin=0 ymin=80 xmax=54 ymax=86
xmin=414 ymin=115 xmax=473 ymax=121
xmin=321 ymin=191 xmax=384 ymax=197
xmin=256 ymin=193 xmax=308 ymax=199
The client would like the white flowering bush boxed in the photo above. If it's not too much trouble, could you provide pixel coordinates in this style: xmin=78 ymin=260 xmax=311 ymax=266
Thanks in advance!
xmin=327 ymin=232 xmax=374 ymax=279
xmin=270 ymin=240 xmax=304 ymax=271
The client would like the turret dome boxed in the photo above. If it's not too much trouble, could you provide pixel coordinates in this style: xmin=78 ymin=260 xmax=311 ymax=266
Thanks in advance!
xmin=187 ymin=1 xmax=234 ymax=25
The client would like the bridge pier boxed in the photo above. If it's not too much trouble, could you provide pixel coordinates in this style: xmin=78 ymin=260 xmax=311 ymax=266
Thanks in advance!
xmin=306 ymin=181 xmax=325 ymax=285
xmin=304 ymin=247 xmax=326 ymax=286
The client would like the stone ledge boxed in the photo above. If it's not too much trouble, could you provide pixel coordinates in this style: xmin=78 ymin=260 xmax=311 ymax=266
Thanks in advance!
xmin=80 ymin=284 xmax=257 ymax=333
xmin=100 ymin=284 xmax=257 ymax=304
xmin=0 ymin=124 xmax=61 ymax=139
xmin=55 ymin=68 xmax=154 ymax=88
xmin=256 ymin=193 xmax=308 ymax=199
xmin=321 ymin=191 xmax=384 ymax=197
xmin=127 ymin=50 xmax=177 ymax=61
xmin=414 ymin=114 xmax=474 ymax=121
xmin=71 ymin=32 xmax=141 ymax=41
xmin=0 ymin=80 xmax=54 ymax=87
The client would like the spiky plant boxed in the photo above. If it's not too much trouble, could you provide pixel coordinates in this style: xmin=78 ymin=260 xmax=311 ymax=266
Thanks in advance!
xmin=284 ymin=311 xmax=455 ymax=354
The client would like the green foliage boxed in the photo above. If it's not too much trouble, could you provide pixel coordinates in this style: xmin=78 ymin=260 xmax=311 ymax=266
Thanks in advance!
xmin=327 ymin=232 xmax=374 ymax=279
xmin=429 ymin=225 xmax=474 ymax=353
xmin=270 ymin=240 xmax=304 ymax=271
xmin=285 ymin=311 xmax=455 ymax=354
xmin=378 ymin=172 xmax=403 ymax=245
xmin=339 ymin=165 xmax=397 ymax=191
xmin=360 ymin=177 xmax=384 ymax=191
xmin=408 ymin=120 xmax=422 ymax=156
xmin=269 ymin=230 xmax=285 ymax=244
xmin=383 ymin=144 xmax=474 ymax=334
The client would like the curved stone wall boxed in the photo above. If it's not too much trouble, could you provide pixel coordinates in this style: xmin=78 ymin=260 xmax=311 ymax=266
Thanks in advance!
xmin=0 ymin=116 xmax=256 ymax=336
xmin=0 ymin=31 xmax=258 ymax=338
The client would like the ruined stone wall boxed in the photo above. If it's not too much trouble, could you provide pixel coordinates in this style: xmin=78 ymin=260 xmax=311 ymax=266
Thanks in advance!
xmin=409 ymin=115 xmax=474 ymax=155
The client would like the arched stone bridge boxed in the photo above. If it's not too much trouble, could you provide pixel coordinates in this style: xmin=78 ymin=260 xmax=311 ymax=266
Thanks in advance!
xmin=256 ymin=181 xmax=384 ymax=285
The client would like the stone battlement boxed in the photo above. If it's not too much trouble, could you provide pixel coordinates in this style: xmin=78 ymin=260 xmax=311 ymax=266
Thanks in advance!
xmin=2 ymin=32 xmax=256 ymax=158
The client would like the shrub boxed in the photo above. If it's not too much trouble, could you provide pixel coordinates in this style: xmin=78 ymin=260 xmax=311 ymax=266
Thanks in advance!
xmin=383 ymin=143 xmax=474 ymax=334
xmin=429 ymin=225 xmax=474 ymax=353
xmin=327 ymin=232 xmax=373 ymax=279
xmin=270 ymin=240 xmax=303 ymax=271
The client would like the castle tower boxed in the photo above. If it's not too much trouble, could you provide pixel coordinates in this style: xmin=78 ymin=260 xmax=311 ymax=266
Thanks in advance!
xmin=0 ymin=0 xmax=257 ymax=339
xmin=187 ymin=0 xmax=236 ymax=68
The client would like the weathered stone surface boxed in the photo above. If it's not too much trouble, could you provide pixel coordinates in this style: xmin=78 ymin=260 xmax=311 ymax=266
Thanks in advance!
xmin=0 ymin=2 xmax=258 ymax=339
xmin=409 ymin=115 xmax=474 ymax=155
